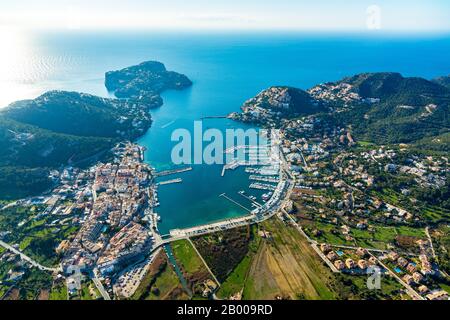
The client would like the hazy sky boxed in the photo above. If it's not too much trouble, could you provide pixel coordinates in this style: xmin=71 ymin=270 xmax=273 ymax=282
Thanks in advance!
xmin=1 ymin=0 xmax=450 ymax=32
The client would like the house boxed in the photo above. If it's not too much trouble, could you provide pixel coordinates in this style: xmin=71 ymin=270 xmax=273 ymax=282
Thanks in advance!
xmin=334 ymin=260 xmax=345 ymax=270
xmin=402 ymin=275 xmax=414 ymax=285
xmin=356 ymin=247 xmax=367 ymax=257
xmin=397 ymin=257 xmax=408 ymax=268
xmin=388 ymin=251 xmax=399 ymax=261
xmin=345 ymin=258 xmax=355 ymax=269
xmin=327 ymin=251 xmax=338 ymax=261
xmin=413 ymin=272 xmax=423 ymax=283
xmin=406 ymin=263 xmax=417 ymax=273
xmin=320 ymin=243 xmax=332 ymax=253
xmin=358 ymin=259 xmax=368 ymax=270
xmin=368 ymin=256 xmax=378 ymax=266
xmin=418 ymin=285 xmax=429 ymax=294
xmin=426 ymin=290 xmax=449 ymax=301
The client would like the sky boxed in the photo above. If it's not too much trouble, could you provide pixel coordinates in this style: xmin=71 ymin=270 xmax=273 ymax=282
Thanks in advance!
xmin=1 ymin=0 xmax=450 ymax=32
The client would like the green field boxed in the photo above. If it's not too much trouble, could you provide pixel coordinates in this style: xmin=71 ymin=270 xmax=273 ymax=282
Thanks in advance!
xmin=171 ymin=240 xmax=205 ymax=275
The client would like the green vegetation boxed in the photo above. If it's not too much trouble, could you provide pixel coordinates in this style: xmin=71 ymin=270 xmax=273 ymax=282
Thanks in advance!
xmin=171 ymin=240 xmax=212 ymax=298
xmin=105 ymin=60 xmax=192 ymax=98
xmin=215 ymin=226 xmax=261 ymax=299
xmin=333 ymin=274 xmax=407 ymax=300
xmin=217 ymin=218 xmax=338 ymax=300
xmin=49 ymin=282 xmax=68 ymax=300
xmin=0 ymin=204 xmax=79 ymax=266
xmin=171 ymin=240 xmax=205 ymax=275
xmin=132 ymin=251 xmax=187 ymax=300
xmin=192 ymin=225 xmax=256 ymax=282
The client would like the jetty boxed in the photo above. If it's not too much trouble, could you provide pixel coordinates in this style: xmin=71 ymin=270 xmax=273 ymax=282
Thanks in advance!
xmin=157 ymin=178 xmax=182 ymax=186
xmin=154 ymin=166 xmax=192 ymax=177
xmin=200 ymin=115 xmax=227 ymax=120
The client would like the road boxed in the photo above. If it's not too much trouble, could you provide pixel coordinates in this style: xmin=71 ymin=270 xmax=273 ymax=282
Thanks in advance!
xmin=369 ymin=252 xmax=425 ymax=300
xmin=0 ymin=239 xmax=58 ymax=272
xmin=425 ymin=227 xmax=437 ymax=259
xmin=91 ymin=269 xmax=111 ymax=300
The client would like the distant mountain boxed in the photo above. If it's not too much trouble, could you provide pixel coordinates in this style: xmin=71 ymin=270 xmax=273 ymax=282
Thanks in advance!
xmin=235 ymin=72 xmax=450 ymax=146
xmin=433 ymin=75 xmax=450 ymax=90
xmin=0 ymin=115 xmax=114 ymax=199
xmin=325 ymin=73 xmax=450 ymax=145
xmin=105 ymin=61 xmax=192 ymax=99
xmin=341 ymin=72 xmax=449 ymax=105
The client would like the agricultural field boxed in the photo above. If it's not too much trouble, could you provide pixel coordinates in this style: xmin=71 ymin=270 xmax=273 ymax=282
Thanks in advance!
xmin=242 ymin=218 xmax=337 ymax=300
xmin=217 ymin=217 xmax=338 ymax=300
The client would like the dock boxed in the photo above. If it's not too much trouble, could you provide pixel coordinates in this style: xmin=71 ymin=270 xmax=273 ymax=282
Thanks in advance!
xmin=249 ymin=175 xmax=279 ymax=183
xmin=157 ymin=178 xmax=182 ymax=186
xmin=249 ymin=182 xmax=276 ymax=191
xmin=154 ymin=166 xmax=192 ymax=177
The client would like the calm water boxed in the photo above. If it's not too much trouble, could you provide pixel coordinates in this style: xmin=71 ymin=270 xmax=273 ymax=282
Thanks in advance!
xmin=2 ymin=31 xmax=450 ymax=232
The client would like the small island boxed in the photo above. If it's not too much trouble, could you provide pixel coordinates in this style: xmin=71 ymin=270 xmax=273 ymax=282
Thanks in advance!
xmin=105 ymin=60 xmax=192 ymax=102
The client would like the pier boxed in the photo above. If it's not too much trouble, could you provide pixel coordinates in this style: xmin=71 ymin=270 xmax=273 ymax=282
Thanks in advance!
xmin=249 ymin=175 xmax=279 ymax=183
xmin=157 ymin=178 xmax=182 ymax=186
xmin=249 ymin=182 xmax=276 ymax=191
xmin=200 ymin=115 xmax=228 ymax=120
xmin=221 ymin=160 xmax=241 ymax=177
xmin=219 ymin=193 xmax=252 ymax=212
xmin=154 ymin=166 xmax=192 ymax=177
xmin=238 ymin=191 xmax=263 ymax=208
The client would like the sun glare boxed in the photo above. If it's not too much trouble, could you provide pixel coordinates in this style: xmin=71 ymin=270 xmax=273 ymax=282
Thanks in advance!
xmin=0 ymin=28 xmax=38 ymax=106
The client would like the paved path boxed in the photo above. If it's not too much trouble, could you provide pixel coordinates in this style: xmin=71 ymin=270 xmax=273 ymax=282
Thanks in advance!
xmin=0 ymin=240 xmax=58 ymax=272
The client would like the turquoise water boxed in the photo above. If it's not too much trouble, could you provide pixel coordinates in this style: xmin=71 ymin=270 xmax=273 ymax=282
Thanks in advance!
xmin=3 ymin=31 xmax=450 ymax=232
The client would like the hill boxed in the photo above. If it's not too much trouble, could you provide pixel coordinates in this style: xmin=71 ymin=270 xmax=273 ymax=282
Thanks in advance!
xmin=1 ymin=91 xmax=152 ymax=139
xmin=229 ymin=86 xmax=325 ymax=124
xmin=325 ymin=73 xmax=450 ymax=145
xmin=433 ymin=75 xmax=450 ymax=90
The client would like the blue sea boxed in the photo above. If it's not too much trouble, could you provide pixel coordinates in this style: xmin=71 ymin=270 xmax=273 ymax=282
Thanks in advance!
xmin=2 ymin=31 xmax=450 ymax=232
